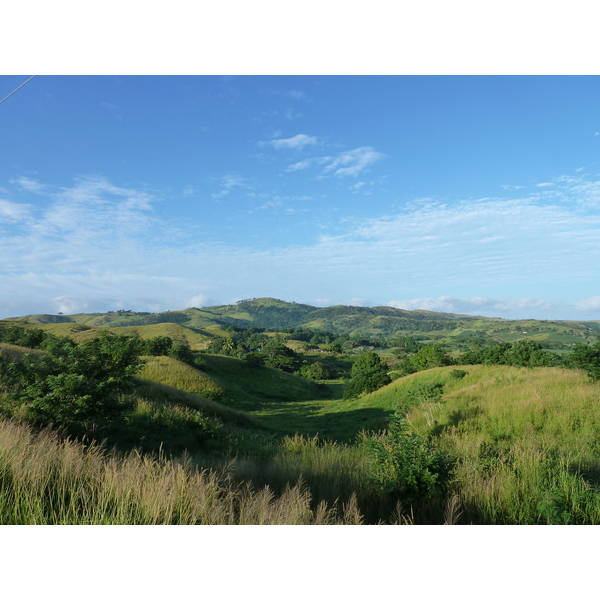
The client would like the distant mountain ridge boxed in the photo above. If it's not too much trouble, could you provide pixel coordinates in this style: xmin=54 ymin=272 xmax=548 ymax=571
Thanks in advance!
xmin=6 ymin=297 xmax=600 ymax=344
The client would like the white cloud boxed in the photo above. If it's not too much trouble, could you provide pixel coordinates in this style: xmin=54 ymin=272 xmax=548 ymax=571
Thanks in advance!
xmin=11 ymin=176 xmax=47 ymax=193
xmin=312 ymin=298 xmax=333 ymax=307
xmin=211 ymin=175 xmax=248 ymax=198
xmin=185 ymin=293 xmax=212 ymax=308
xmin=575 ymin=296 xmax=600 ymax=312
xmin=266 ymin=134 xmax=318 ymax=150
xmin=286 ymin=148 xmax=385 ymax=178
xmin=284 ymin=108 xmax=302 ymax=120
xmin=323 ymin=147 xmax=385 ymax=177
xmin=0 ymin=199 xmax=31 ymax=222
xmin=4 ymin=173 xmax=600 ymax=321
xmin=53 ymin=296 xmax=91 ymax=314
xmin=286 ymin=159 xmax=314 ymax=172
xmin=387 ymin=296 xmax=556 ymax=317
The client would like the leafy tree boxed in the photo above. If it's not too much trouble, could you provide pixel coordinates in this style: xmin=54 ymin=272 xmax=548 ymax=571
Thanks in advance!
xmin=457 ymin=340 xmax=558 ymax=368
xmin=146 ymin=335 xmax=173 ymax=356
xmin=5 ymin=331 xmax=142 ymax=426
xmin=262 ymin=340 xmax=296 ymax=371
xmin=568 ymin=342 xmax=600 ymax=380
xmin=0 ymin=325 xmax=49 ymax=349
xmin=326 ymin=343 xmax=343 ymax=354
xmin=410 ymin=344 xmax=453 ymax=371
xmin=298 ymin=361 xmax=332 ymax=381
xmin=390 ymin=336 xmax=421 ymax=357
xmin=243 ymin=351 xmax=264 ymax=368
xmin=343 ymin=352 xmax=391 ymax=399
xmin=504 ymin=339 xmax=557 ymax=367
xmin=168 ymin=342 xmax=194 ymax=363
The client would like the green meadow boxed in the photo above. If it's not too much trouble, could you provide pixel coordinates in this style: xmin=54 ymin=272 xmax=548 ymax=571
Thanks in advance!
xmin=3 ymin=301 xmax=600 ymax=524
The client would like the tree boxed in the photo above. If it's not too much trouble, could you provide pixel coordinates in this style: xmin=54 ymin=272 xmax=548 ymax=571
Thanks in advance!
xmin=504 ymin=340 xmax=557 ymax=367
xmin=146 ymin=335 xmax=173 ymax=356
xmin=5 ymin=332 xmax=142 ymax=426
xmin=168 ymin=342 xmax=194 ymax=363
xmin=298 ymin=361 xmax=332 ymax=381
xmin=409 ymin=344 xmax=453 ymax=371
xmin=243 ymin=351 xmax=264 ymax=368
xmin=568 ymin=342 xmax=600 ymax=380
xmin=262 ymin=340 xmax=296 ymax=371
xmin=343 ymin=352 xmax=391 ymax=399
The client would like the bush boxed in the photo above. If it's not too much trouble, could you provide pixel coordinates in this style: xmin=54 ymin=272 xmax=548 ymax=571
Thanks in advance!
xmin=4 ymin=331 xmax=142 ymax=426
xmin=449 ymin=369 xmax=467 ymax=379
xmin=364 ymin=415 xmax=454 ymax=506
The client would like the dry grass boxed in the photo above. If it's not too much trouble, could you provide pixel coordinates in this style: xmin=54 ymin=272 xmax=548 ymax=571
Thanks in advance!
xmin=0 ymin=417 xmax=365 ymax=524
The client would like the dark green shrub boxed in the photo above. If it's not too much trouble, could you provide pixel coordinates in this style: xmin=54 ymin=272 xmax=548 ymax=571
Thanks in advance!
xmin=243 ymin=351 xmax=264 ymax=368
xmin=365 ymin=415 xmax=454 ymax=506
xmin=5 ymin=331 xmax=142 ymax=426
xmin=167 ymin=342 xmax=194 ymax=363
xmin=297 ymin=361 xmax=332 ymax=381
xmin=568 ymin=342 xmax=600 ymax=380
xmin=343 ymin=352 xmax=391 ymax=399
xmin=449 ymin=369 xmax=467 ymax=379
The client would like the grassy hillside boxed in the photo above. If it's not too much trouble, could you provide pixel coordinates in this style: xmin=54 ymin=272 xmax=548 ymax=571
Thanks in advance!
xmin=383 ymin=364 xmax=600 ymax=523
xmin=4 ymin=319 xmax=600 ymax=524
xmin=8 ymin=298 xmax=600 ymax=350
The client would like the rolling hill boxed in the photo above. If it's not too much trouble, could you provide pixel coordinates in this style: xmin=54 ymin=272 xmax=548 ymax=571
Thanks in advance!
xmin=6 ymin=297 xmax=600 ymax=348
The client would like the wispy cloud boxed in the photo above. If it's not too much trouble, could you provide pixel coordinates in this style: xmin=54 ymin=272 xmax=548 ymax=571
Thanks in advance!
xmin=285 ymin=147 xmax=385 ymax=178
xmin=284 ymin=90 xmax=308 ymax=100
xmin=185 ymin=293 xmax=212 ymax=308
xmin=264 ymin=134 xmax=318 ymax=150
xmin=0 ymin=199 xmax=31 ymax=222
xmin=4 ymin=173 xmax=600 ymax=320
xmin=387 ymin=296 xmax=557 ymax=317
xmin=284 ymin=108 xmax=302 ymax=120
xmin=322 ymin=147 xmax=385 ymax=177
xmin=11 ymin=176 xmax=47 ymax=194
xmin=211 ymin=175 xmax=248 ymax=198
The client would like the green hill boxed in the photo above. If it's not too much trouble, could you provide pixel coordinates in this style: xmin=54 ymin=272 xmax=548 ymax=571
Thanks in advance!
xmin=8 ymin=297 xmax=600 ymax=350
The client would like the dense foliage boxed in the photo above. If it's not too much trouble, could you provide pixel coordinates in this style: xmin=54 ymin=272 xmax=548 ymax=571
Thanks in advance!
xmin=365 ymin=414 xmax=454 ymax=506
xmin=3 ymin=331 xmax=141 ymax=426
xmin=457 ymin=339 xmax=559 ymax=368
xmin=566 ymin=341 xmax=600 ymax=380
xmin=343 ymin=352 xmax=391 ymax=399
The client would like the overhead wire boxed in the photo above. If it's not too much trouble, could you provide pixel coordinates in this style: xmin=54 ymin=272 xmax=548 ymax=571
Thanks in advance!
xmin=0 ymin=75 xmax=37 ymax=105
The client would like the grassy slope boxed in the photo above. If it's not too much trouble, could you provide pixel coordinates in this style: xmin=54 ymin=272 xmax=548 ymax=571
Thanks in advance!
xmin=6 ymin=297 xmax=600 ymax=349
xmin=390 ymin=364 xmax=600 ymax=523
xmin=6 ymin=328 xmax=600 ymax=523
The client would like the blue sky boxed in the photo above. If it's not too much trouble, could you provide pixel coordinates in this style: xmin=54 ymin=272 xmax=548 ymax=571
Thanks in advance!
xmin=2 ymin=75 xmax=600 ymax=320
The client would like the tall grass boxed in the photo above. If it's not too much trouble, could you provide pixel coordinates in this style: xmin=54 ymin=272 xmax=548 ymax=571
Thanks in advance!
xmin=403 ymin=365 xmax=600 ymax=523
xmin=0 ymin=417 xmax=367 ymax=524
xmin=139 ymin=355 xmax=223 ymax=396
